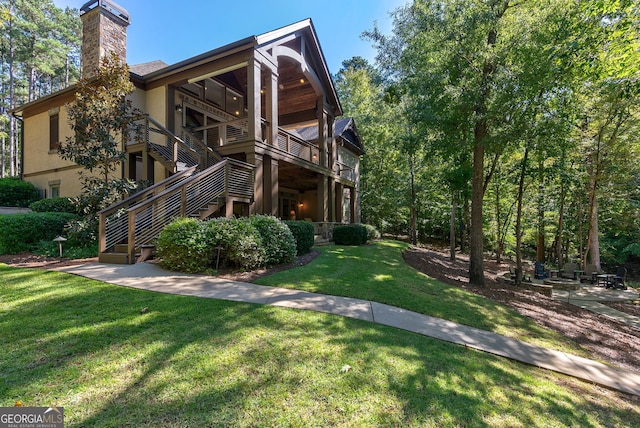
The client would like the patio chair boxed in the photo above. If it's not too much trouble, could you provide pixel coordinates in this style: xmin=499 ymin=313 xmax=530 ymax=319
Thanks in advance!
xmin=534 ymin=261 xmax=548 ymax=279
xmin=560 ymin=262 xmax=578 ymax=279
xmin=509 ymin=265 xmax=531 ymax=283
xmin=580 ymin=264 xmax=599 ymax=284
xmin=612 ymin=267 xmax=628 ymax=290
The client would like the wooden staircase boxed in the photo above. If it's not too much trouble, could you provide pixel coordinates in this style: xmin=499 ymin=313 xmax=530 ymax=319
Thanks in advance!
xmin=98 ymin=115 xmax=254 ymax=264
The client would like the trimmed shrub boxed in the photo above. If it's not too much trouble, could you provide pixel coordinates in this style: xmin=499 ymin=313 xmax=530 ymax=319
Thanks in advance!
xmin=0 ymin=178 xmax=40 ymax=207
xmin=207 ymin=217 xmax=264 ymax=270
xmin=0 ymin=212 xmax=76 ymax=254
xmin=156 ymin=217 xmax=213 ymax=273
xmin=333 ymin=224 xmax=368 ymax=246
xmin=30 ymin=197 xmax=78 ymax=214
xmin=363 ymin=223 xmax=381 ymax=241
xmin=284 ymin=220 xmax=315 ymax=255
xmin=249 ymin=215 xmax=296 ymax=265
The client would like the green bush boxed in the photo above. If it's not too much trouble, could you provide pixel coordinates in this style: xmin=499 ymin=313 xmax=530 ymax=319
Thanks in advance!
xmin=333 ymin=224 xmax=368 ymax=246
xmin=156 ymin=217 xmax=213 ymax=273
xmin=284 ymin=220 xmax=315 ymax=255
xmin=207 ymin=218 xmax=264 ymax=271
xmin=34 ymin=240 xmax=98 ymax=259
xmin=0 ymin=212 xmax=76 ymax=254
xmin=363 ymin=223 xmax=381 ymax=241
xmin=29 ymin=197 xmax=78 ymax=214
xmin=0 ymin=178 xmax=40 ymax=207
xmin=249 ymin=215 xmax=296 ymax=265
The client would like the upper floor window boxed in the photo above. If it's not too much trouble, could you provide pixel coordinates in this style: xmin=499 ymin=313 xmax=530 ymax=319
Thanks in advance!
xmin=49 ymin=110 xmax=59 ymax=151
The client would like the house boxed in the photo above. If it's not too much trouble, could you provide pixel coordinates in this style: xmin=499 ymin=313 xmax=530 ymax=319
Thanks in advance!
xmin=12 ymin=0 xmax=363 ymax=263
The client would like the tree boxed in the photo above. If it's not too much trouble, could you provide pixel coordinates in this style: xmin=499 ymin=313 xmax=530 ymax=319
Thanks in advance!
xmin=58 ymin=52 xmax=142 ymax=241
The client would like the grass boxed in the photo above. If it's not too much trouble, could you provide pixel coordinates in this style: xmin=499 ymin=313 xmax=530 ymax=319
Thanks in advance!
xmin=1 ymin=247 xmax=640 ymax=426
xmin=256 ymin=240 xmax=588 ymax=356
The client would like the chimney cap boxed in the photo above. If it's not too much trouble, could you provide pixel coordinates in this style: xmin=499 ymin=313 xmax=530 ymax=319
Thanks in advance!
xmin=80 ymin=0 xmax=130 ymax=26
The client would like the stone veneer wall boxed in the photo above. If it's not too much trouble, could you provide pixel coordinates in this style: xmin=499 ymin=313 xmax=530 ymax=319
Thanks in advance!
xmin=81 ymin=6 xmax=128 ymax=79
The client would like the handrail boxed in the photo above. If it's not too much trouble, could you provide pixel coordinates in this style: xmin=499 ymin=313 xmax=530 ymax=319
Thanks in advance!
xmin=122 ymin=158 xmax=255 ymax=262
xmin=98 ymin=166 xmax=197 ymax=253
xmin=136 ymin=114 xmax=222 ymax=171
xmin=276 ymin=127 xmax=320 ymax=165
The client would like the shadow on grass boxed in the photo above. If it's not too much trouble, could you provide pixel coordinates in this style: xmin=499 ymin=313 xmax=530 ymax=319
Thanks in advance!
xmin=1 ymin=265 xmax=638 ymax=426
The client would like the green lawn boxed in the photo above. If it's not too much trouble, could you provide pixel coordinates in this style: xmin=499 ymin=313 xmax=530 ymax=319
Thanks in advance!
xmin=1 ymin=247 xmax=639 ymax=426
xmin=257 ymin=240 xmax=587 ymax=356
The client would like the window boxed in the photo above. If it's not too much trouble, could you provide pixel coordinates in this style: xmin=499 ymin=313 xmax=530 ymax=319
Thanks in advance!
xmin=48 ymin=180 xmax=61 ymax=198
xmin=49 ymin=113 xmax=59 ymax=151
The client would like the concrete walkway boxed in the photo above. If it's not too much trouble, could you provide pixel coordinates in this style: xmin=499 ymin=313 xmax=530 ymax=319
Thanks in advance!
xmin=54 ymin=262 xmax=640 ymax=397
xmin=553 ymin=287 xmax=640 ymax=331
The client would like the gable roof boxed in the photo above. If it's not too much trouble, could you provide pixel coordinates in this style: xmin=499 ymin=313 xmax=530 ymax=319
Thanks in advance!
xmin=294 ymin=117 xmax=364 ymax=155
xmin=12 ymin=19 xmax=342 ymax=118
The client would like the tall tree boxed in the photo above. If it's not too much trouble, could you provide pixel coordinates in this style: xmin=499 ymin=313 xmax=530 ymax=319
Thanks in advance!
xmin=368 ymin=0 xmax=575 ymax=285
xmin=0 ymin=0 xmax=80 ymax=177
xmin=58 ymin=52 xmax=142 ymax=216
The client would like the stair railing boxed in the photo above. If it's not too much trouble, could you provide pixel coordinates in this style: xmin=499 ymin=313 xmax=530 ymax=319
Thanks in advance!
xmin=134 ymin=115 xmax=222 ymax=171
xmin=123 ymin=158 xmax=255 ymax=263
xmin=98 ymin=166 xmax=198 ymax=254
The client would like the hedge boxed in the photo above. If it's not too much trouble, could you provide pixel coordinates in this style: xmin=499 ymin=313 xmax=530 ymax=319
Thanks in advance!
xmin=284 ymin=220 xmax=315 ymax=255
xmin=0 ymin=178 xmax=40 ymax=207
xmin=249 ymin=215 xmax=296 ymax=265
xmin=0 ymin=212 xmax=77 ymax=254
xmin=333 ymin=224 xmax=368 ymax=246
xmin=30 ymin=197 xmax=78 ymax=214
xmin=155 ymin=217 xmax=213 ymax=273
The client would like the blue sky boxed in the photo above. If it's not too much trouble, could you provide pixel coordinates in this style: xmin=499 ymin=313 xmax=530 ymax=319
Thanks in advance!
xmin=54 ymin=0 xmax=407 ymax=75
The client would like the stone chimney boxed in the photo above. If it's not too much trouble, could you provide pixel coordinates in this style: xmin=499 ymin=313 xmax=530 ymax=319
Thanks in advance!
xmin=80 ymin=0 xmax=130 ymax=79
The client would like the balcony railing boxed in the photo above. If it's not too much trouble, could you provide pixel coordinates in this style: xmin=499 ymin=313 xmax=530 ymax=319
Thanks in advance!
xmin=276 ymin=128 xmax=320 ymax=165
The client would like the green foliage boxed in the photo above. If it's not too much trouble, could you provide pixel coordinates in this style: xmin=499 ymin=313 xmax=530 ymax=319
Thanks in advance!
xmin=249 ymin=215 xmax=296 ymax=265
xmin=207 ymin=218 xmax=264 ymax=271
xmin=0 ymin=178 xmax=40 ymax=207
xmin=284 ymin=220 xmax=315 ymax=255
xmin=29 ymin=197 xmax=77 ymax=214
xmin=34 ymin=240 xmax=98 ymax=259
xmin=156 ymin=218 xmax=213 ymax=274
xmin=0 ymin=212 xmax=76 ymax=254
xmin=333 ymin=224 xmax=368 ymax=246
xmin=59 ymin=52 xmax=141 ymax=180
xmin=56 ymin=53 xmax=143 ymax=245
xmin=363 ymin=223 xmax=381 ymax=241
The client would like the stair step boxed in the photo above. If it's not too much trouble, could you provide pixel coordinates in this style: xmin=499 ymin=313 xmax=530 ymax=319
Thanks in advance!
xmin=99 ymin=252 xmax=129 ymax=264
xmin=114 ymin=244 xmax=129 ymax=253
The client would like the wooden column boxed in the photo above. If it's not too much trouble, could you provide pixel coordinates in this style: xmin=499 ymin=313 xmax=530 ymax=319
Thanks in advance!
xmin=350 ymin=187 xmax=357 ymax=223
xmin=270 ymin=157 xmax=279 ymax=216
xmin=266 ymin=69 xmax=279 ymax=146
xmin=247 ymin=152 xmax=264 ymax=214
xmin=317 ymin=175 xmax=328 ymax=222
xmin=247 ymin=58 xmax=262 ymax=143
xmin=335 ymin=182 xmax=343 ymax=223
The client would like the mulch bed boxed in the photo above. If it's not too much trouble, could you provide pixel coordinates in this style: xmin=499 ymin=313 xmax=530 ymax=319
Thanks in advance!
xmin=402 ymin=246 xmax=640 ymax=375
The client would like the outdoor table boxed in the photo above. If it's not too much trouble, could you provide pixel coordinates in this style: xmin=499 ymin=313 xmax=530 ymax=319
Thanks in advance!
xmin=596 ymin=274 xmax=616 ymax=287
xmin=574 ymin=270 xmax=584 ymax=281
xmin=549 ymin=269 xmax=559 ymax=278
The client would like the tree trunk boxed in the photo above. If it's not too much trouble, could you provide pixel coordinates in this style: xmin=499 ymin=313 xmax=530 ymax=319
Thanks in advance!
xmin=469 ymin=138 xmax=486 ymax=286
xmin=556 ymin=180 xmax=566 ymax=267
xmin=536 ymin=159 xmax=545 ymax=262
xmin=409 ymin=153 xmax=417 ymax=246
xmin=515 ymin=147 xmax=529 ymax=284
xmin=586 ymin=174 xmax=601 ymax=271
xmin=494 ymin=179 xmax=502 ymax=264
xmin=468 ymin=2 xmax=509 ymax=286
xmin=450 ymin=190 xmax=456 ymax=261
xmin=460 ymin=196 xmax=470 ymax=253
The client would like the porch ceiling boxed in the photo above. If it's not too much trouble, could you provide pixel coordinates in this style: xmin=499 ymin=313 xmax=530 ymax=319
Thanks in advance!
xmin=278 ymin=161 xmax=318 ymax=192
